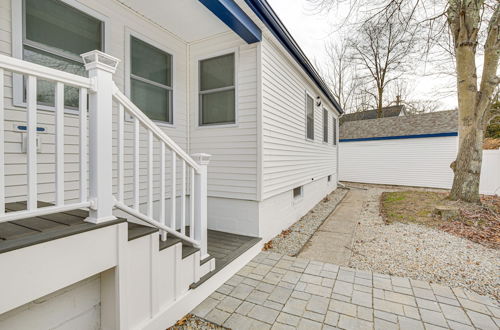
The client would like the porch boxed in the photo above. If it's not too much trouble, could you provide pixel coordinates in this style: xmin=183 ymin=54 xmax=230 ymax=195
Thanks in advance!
xmin=0 ymin=201 xmax=261 ymax=282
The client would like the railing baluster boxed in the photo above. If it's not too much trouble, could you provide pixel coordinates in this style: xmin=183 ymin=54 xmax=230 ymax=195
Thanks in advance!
xmin=79 ymin=88 xmax=88 ymax=203
xmin=180 ymin=160 xmax=186 ymax=235
xmin=190 ymin=167 xmax=195 ymax=239
xmin=160 ymin=143 xmax=166 ymax=241
xmin=55 ymin=82 xmax=64 ymax=206
xmin=147 ymin=131 xmax=153 ymax=217
xmin=26 ymin=75 xmax=37 ymax=210
xmin=133 ymin=118 xmax=140 ymax=210
xmin=171 ymin=151 xmax=176 ymax=230
xmin=117 ymin=103 xmax=124 ymax=203
xmin=0 ymin=69 xmax=4 ymax=215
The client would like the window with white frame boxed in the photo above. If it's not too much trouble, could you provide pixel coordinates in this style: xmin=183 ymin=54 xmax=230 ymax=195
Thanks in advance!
xmin=130 ymin=37 xmax=173 ymax=123
xmin=22 ymin=0 xmax=103 ymax=108
xmin=306 ymin=94 xmax=314 ymax=140
xmin=199 ymin=53 xmax=236 ymax=126
xmin=323 ymin=108 xmax=328 ymax=143
xmin=333 ymin=116 xmax=338 ymax=145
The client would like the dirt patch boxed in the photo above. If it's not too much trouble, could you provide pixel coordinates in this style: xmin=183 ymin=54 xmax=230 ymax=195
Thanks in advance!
xmin=381 ymin=191 xmax=500 ymax=249
xmin=169 ymin=314 xmax=228 ymax=329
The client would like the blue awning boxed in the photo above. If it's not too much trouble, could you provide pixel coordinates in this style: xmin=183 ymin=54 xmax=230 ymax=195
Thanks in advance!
xmin=199 ymin=0 xmax=262 ymax=44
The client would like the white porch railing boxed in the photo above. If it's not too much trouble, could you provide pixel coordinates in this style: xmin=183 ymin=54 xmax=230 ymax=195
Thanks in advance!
xmin=0 ymin=54 xmax=92 ymax=221
xmin=0 ymin=50 xmax=210 ymax=257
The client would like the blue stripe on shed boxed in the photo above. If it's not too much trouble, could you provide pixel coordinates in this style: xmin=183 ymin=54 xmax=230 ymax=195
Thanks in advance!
xmin=340 ymin=132 xmax=458 ymax=142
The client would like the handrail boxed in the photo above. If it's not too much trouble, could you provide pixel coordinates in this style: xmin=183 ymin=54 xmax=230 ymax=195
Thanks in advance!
xmin=115 ymin=201 xmax=199 ymax=247
xmin=0 ymin=54 xmax=92 ymax=88
xmin=112 ymin=85 xmax=201 ymax=173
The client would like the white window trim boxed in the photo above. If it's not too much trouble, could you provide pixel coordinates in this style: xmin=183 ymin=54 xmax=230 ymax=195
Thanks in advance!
xmin=195 ymin=48 xmax=239 ymax=129
xmin=292 ymin=185 xmax=304 ymax=204
xmin=304 ymin=91 xmax=315 ymax=141
xmin=323 ymin=107 xmax=329 ymax=144
xmin=124 ymin=28 xmax=177 ymax=127
xmin=11 ymin=0 xmax=110 ymax=114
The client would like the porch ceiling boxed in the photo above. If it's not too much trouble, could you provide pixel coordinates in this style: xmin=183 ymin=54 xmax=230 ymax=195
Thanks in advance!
xmin=118 ymin=0 xmax=231 ymax=42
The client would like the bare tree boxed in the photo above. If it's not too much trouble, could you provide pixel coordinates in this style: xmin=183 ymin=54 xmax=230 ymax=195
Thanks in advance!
xmin=310 ymin=0 xmax=499 ymax=203
xmin=346 ymin=11 xmax=419 ymax=117
xmin=322 ymin=38 xmax=361 ymax=112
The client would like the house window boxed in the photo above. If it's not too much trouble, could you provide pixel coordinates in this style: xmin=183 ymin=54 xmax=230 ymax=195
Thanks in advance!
xmin=22 ymin=0 xmax=103 ymax=108
xmin=333 ymin=116 xmax=337 ymax=145
xmin=293 ymin=186 xmax=303 ymax=199
xmin=130 ymin=37 xmax=173 ymax=123
xmin=199 ymin=53 xmax=236 ymax=126
xmin=306 ymin=94 xmax=314 ymax=140
xmin=323 ymin=108 xmax=328 ymax=143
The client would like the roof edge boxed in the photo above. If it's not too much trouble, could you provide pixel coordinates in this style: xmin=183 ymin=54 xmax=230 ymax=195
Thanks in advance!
xmin=244 ymin=0 xmax=343 ymax=114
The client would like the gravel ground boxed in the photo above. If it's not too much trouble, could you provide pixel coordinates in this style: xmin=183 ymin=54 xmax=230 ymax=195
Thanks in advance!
xmin=169 ymin=314 xmax=228 ymax=329
xmin=266 ymin=188 xmax=349 ymax=256
xmin=349 ymin=185 xmax=500 ymax=300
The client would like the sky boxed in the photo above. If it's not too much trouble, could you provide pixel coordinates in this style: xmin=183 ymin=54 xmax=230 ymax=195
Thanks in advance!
xmin=266 ymin=0 xmax=458 ymax=111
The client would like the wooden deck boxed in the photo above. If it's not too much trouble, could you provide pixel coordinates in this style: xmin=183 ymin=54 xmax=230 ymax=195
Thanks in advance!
xmin=0 ymin=203 xmax=261 ymax=280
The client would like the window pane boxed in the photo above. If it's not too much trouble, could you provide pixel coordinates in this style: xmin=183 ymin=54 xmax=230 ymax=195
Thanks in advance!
xmin=25 ymin=0 xmax=102 ymax=56
xmin=333 ymin=117 xmax=337 ymax=145
xmin=306 ymin=95 xmax=314 ymax=139
xmin=201 ymin=90 xmax=235 ymax=125
xmin=200 ymin=54 xmax=234 ymax=91
xmin=323 ymin=109 xmax=328 ymax=142
xmin=23 ymin=46 xmax=83 ymax=107
xmin=131 ymin=79 xmax=171 ymax=123
xmin=131 ymin=37 xmax=172 ymax=86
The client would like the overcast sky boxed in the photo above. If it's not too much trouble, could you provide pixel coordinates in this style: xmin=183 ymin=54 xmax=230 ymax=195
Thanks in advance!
xmin=267 ymin=0 xmax=458 ymax=111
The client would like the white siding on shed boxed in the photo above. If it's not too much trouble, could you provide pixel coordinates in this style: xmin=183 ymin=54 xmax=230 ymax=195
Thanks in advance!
xmin=260 ymin=36 xmax=338 ymax=200
xmin=339 ymin=136 xmax=458 ymax=189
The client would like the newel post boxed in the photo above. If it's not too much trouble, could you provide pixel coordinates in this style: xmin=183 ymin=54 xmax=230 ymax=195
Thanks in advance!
xmin=191 ymin=153 xmax=211 ymax=259
xmin=81 ymin=50 xmax=120 ymax=224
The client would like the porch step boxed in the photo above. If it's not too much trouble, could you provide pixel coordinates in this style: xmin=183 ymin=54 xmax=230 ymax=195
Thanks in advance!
xmin=127 ymin=222 xmax=158 ymax=241
xmin=190 ymin=231 xmax=261 ymax=289
xmin=0 ymin=201 xmax=126 ymax=255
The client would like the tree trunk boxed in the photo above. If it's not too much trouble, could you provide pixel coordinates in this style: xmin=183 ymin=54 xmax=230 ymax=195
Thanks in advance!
xmin=449 ymin=121 xmax=483 ymax=203
xmin=449 ymin=35 xmax=482 ymax=203
xmin=377 ymin=88 xmax=383 ymax=118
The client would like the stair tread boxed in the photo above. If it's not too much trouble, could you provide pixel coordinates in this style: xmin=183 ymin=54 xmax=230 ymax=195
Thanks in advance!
xmin=127 ymin=222 xmax=158 ymax=241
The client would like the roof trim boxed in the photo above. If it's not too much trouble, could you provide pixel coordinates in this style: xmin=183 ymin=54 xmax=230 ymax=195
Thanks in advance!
xmin=244 ymin=0 xmax=343 ymax=114
xmin=340 ymin=132 xmax=458 ymax=143
xmin=199 ymin=0 xmax=262 ymax=44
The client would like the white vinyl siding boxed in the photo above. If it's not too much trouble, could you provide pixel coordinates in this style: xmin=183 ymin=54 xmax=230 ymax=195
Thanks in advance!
xmin=3 ymin=0 xmax=188 ymax=205
xmin=260 ymin=36 xmax=338 ymax=200
xmin=339 ymin=136 xmax=458 ymax=188
xmin=189 ymin=33 xmax=258 ymax=200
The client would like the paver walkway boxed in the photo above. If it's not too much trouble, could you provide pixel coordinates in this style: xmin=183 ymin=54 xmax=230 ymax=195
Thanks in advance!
xmin=299 ymin=189 xmax=365 ymax=265
xmin=192 ymin=251 xmax=500 ymax=329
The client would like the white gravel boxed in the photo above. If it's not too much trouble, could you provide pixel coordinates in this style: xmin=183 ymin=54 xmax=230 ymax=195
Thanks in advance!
xmin=267 ymin=188 xmax=349 ymax=256
xmin=349 ymin=185 xmax=500 ymax=300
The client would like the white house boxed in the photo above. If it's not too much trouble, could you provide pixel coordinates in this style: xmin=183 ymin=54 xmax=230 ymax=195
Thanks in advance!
xmin=0 ymin=0 xmax=342 ymax=329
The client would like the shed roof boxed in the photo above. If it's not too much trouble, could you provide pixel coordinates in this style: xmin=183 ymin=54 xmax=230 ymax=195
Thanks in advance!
xmin=340 ymin=110 xmax=458 ymax=140
xmin=340 ymin=105 xmax=405 ymax=124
